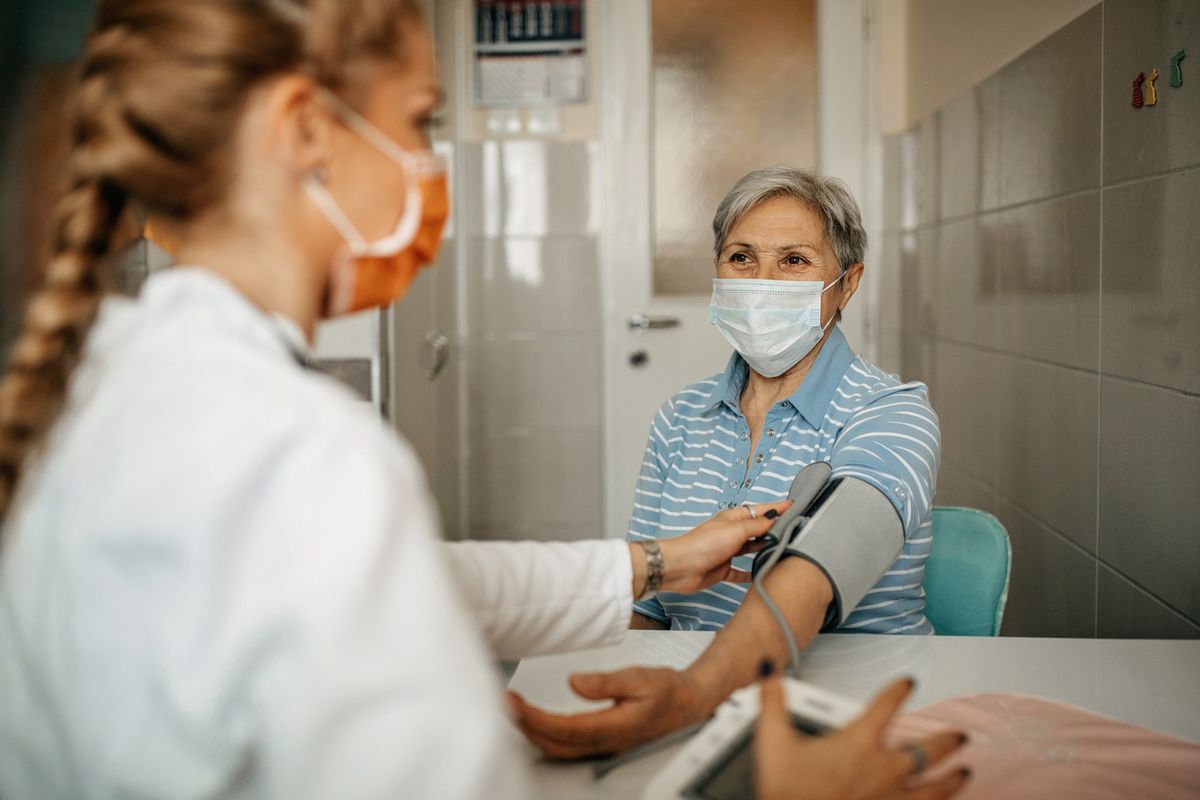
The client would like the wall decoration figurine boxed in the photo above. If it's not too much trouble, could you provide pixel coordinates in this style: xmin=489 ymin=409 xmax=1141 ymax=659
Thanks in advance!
xmin=1132 ymin=71 xmax=1145 ymax=108
xmin=1170 ymin=49 xmax=1185 ymax=88
xmin=1146 ymin=67 xmax=1159 ymax=106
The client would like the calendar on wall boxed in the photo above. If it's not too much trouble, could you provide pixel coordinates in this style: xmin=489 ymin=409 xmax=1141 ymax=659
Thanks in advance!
xmin=474 ymin=0 xmax=587 ymax=106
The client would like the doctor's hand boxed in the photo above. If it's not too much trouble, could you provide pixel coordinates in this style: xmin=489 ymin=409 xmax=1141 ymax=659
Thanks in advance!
xmin=755 ymin=675 xmax=970 ymax=800
xmin=508 ymin=666 xmax=707 ymax=759
xmin=651 ymin=500 xmax=791 ymax=595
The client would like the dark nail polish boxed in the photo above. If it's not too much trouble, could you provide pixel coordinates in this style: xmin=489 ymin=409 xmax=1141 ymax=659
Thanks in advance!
xmin=959 ymin=768 xmax=972 ymax=780
xmin=956 ymin=733 xmax=969 ymax=745
xmin=759 ymin=659 xmax=774 ymax=678
xmin=764 ymin=509 xmax=779 ymax=519
xmin=904 ymin=676 xmax=917 ymax=689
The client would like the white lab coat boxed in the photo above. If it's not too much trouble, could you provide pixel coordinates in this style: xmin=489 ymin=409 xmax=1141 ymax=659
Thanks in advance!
xmin=0 ymin=269 xmax=633 ymax=799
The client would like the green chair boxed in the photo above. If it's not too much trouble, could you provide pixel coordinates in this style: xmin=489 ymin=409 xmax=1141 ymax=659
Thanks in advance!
xmin=924 ymin=507 xmax=1011 ymax=636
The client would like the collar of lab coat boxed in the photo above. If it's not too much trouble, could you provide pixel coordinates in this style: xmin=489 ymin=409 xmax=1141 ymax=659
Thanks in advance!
xmin=133 ymin=267 xmax=314 ymax=367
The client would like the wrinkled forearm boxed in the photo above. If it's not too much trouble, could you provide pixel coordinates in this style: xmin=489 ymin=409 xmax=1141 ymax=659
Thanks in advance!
xmin=684 ymin=558 xmax=833 ymax=715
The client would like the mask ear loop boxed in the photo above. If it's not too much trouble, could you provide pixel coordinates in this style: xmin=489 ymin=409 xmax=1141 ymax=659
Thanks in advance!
xmin=303 ymin=173 xmax=369 ymax=252
xmin=816 ymin=271 xmax=847 ymax=331
xmin=320 ymin=90 xmax=425 ymax=255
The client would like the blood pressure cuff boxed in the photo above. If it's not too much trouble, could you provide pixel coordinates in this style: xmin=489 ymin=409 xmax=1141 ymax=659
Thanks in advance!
xmin=752 ymin=476 xmax=904 ymax=631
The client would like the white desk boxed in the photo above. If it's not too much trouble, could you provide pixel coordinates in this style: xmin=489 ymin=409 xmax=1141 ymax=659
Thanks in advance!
xmin=508 ymin=632 xmax=1200 ymax=799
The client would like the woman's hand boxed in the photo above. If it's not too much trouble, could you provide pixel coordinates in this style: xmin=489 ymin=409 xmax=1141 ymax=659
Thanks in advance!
xmin=756 ymin=675 xmax=970 ymax=800
xmin=508 ymin=666 xmax=707 ymax=759
xmin=653 ymin=500 xmax=791 ymax=595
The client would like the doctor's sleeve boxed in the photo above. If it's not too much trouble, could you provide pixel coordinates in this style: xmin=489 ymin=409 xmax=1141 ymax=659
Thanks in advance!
xmin=828 ymin=384 xmax=940 ymax=541
xmin=444 ymin=539 xmax=633 ymax=660
xmin=626 ymin=399 xmax=676 ymax=625
xmin=229 ymin=422 xmax=532 ymax=800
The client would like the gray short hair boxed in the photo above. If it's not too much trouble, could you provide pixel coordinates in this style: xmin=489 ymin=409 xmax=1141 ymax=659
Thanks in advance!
xmin=712 ymin=165 xmax=868 ymax=271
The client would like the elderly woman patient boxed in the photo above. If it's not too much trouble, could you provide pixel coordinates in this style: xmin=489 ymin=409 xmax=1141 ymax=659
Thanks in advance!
xmin=511 ymin=165 xmax=940 ymax=759
xmin=629 ymin=164 xmax=937 ymax=635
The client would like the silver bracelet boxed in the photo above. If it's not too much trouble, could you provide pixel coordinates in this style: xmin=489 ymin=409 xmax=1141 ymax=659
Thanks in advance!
xmin=638 ymin=540 xmax=664 ymax=601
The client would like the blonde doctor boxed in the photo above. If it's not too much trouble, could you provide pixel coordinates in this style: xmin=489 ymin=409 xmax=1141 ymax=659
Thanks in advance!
xmin=0 ymin=2 xmax=965 ymax=799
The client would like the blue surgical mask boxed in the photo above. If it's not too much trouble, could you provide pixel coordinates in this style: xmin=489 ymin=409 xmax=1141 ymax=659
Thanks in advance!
xmin=708 ymin=276 xmax=843 ymax=378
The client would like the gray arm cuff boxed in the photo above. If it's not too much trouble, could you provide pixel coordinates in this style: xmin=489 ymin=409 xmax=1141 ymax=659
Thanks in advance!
xmin=774 ymin=476 xmax=905 ymax=630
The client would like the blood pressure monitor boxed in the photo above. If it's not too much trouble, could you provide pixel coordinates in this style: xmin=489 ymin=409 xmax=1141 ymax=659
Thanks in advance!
xmin=641 ymin=678 xmax=861 ymax=800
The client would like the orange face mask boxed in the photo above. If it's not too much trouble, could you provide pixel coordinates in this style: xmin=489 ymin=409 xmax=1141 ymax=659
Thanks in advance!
xmin=324 ymin=173 xmax=448 ymax=315
xmin=304 ymin=96 xmax=451 ymax=317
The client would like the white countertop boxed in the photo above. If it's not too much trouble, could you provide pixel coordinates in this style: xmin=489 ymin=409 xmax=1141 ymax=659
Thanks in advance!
xmin=508 ymin=632 xmax=1200 ymax=798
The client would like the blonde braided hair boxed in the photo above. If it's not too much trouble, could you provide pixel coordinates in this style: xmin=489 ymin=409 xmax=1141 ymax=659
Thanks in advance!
xmin=0 ymin=0 xmax=424 ymax=524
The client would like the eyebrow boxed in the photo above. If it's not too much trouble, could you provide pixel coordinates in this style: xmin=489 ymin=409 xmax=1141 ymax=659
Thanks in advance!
xmin=722 ymin=241 xmax=820 ymax=253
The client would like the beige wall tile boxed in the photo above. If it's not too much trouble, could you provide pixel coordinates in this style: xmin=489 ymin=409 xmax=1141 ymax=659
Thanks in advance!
xmin=936 ymin=218 xmax=997 ymax=350
xmin=1102 ymin=0 xmax=1200 ymax=183
xmin=931 ymin=342 xmax=1000 ymax=486
xmin=997 ymin=498 xmax=1097 ymax=637
xmin=1099 ymin=377 xmax=1200 ymax=620
xmin=988 ymin=192 xmax=1101 ymax=370
xmin=1101 ymin=170 xmax=1200 ymax=394
xmin=988 ymin=8 xmax=1102 ymax=207
xmin=468 ymin=429 xmax=603 ymax=538
xmin=937 ymin=89 xmax=982 ymax=221
xmin=465 ymin=237 xmax=599 ymax=335
xmin=468 ymin=335 xmax=601 ymax=430
xmin=993 ymin=358 xmax=1099 ymax=553
xmin=1097 ymin=565 xmax=1200 ymax=638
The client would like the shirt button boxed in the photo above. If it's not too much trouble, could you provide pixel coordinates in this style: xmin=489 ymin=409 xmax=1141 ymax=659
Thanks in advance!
xmin=767 ymin=428 xmax=776 ymax=437
xmin=756 ymin=454 xmax=764 ymax=463
xmin=729 ymin=481 xmax=738 ymax=489
xmin=743 ymin=479 xmax=752 ymax=487
xmin=736 ymin=456 xmax=745 ymax=464
xmin=739 ymin=433 xmax=749 ymax=441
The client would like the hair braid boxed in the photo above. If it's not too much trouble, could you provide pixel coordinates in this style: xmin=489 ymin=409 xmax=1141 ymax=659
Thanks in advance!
xmin=0 ymin=68 xmax=133 ymax=519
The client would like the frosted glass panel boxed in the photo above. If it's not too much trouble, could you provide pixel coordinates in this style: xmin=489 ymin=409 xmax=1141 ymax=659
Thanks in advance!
xmin=652 ymin=0 xmax=816 ymax=295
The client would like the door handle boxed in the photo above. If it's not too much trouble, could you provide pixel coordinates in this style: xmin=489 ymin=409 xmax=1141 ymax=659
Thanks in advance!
xmin=423 ymin=330 xmax=450 ymax=380
xmin=627 ymin=313 xmax=681 ymax=331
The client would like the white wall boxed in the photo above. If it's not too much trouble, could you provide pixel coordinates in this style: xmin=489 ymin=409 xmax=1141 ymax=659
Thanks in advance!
xmin=875 ymin=0 xmax=1101 ymax=133
xmin=817 ymin=0 xmax=874 ymax=359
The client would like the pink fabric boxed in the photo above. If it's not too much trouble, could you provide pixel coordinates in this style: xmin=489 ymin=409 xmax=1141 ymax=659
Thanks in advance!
xmin=887 ymin=694 xmax=1200 ymax=799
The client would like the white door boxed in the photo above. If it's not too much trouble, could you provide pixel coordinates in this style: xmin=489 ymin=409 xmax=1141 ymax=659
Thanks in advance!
xmin=597 ymin=0 xmax=872 ymax=537
xmin=596 ymin=0 xmax=729 ymax=537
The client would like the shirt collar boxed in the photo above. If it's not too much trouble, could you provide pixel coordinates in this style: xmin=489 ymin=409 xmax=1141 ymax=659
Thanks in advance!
xmin=705 ymin=326 xmax=855 ymax=427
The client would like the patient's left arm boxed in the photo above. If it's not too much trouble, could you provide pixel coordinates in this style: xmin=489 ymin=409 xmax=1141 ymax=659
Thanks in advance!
xmin=509 ymin=556 xmax=832 ymax=758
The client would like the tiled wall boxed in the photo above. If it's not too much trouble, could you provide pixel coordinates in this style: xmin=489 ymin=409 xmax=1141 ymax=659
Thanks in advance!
xmin=457 ymin=140 xmax=603 ymax=542
xmin=391 ymin=0 xmax=605 ymax=544
xmin=878 ymin=1 xmax=1200 ymax=638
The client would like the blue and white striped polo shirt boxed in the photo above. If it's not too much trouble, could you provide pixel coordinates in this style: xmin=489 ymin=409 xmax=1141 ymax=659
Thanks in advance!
xmin=628 ymin=327 xmax=937 ymax=634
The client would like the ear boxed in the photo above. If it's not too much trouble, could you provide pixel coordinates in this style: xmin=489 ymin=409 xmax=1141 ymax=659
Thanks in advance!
xmin=267 ymin=74 xmax=335 ymax=177
xmin=838 ymin=262 xmax=865 ymax=311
